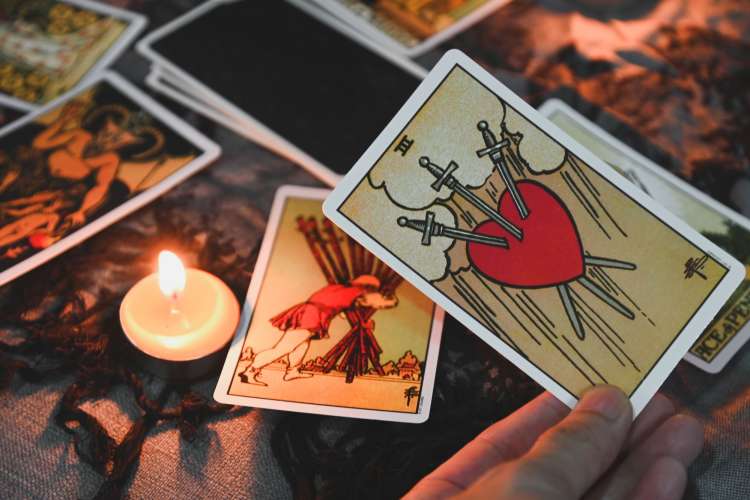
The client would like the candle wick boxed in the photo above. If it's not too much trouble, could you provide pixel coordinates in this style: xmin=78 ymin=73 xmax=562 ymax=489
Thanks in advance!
xmin=169 ymin=292 xmax=181 ymax=315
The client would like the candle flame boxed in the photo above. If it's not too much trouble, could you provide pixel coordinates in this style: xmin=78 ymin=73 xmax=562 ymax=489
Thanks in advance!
xmin=158 ymin=251 xmax=186 ymax=299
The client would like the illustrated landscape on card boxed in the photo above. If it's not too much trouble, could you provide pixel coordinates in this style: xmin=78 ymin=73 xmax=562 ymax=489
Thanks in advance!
xmin=336 ymin=65 xmax=730 ymax=398
xmin=228 ymin=196 xmax=437 ymax=414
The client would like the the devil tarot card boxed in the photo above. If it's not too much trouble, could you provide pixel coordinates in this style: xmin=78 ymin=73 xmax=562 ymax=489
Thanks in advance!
xmin=214 ymin=186 xmax=443 ymax=423
xmin=0 ymin=71 xmax=219 ymax=287
xmin=323 ymin=50 xmax=744 ymax=415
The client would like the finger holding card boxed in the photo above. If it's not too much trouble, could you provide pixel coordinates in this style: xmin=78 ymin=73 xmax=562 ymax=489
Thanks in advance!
xmin=214 ymin=186 xmax=443 ymax=423
xmin=0 ymin=0 xmax=146 ymax=112
xmin=324 ymin=50 xmax=744 ymax=416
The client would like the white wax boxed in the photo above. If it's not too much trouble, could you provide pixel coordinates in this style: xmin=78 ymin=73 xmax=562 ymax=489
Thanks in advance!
xmin=120 ymin=269 xmax=240 ymax=362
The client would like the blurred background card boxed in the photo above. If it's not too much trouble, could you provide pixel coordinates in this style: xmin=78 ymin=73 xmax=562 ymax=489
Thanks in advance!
xmin=0 ymin=0 xmax=146 ymax=112
xmin=310 ymin=0 xmax=511 ymax=56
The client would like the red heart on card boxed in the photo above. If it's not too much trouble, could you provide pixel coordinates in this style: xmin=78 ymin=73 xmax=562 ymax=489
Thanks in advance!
xmin=467 ymin=180 xmax=584 ymax=288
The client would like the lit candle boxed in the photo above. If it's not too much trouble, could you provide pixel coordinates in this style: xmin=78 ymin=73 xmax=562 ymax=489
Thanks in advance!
xmin=120 ymin=251 xmax=240 ymax=380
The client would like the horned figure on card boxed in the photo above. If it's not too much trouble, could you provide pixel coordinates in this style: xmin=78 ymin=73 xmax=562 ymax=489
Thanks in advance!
xmin=238 ymin=216 xmax=402 ymax=386
xmin=399 ymin=120 xmax=638 ymax=340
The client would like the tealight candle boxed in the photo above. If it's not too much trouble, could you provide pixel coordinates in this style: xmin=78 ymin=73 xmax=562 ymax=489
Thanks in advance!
xmin=120 ymin=251 xmax=240 ymax=380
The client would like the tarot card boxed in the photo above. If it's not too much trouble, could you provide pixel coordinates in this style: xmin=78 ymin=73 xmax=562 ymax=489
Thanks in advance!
xmin=214 ymin=186 xmax=443 ymax=423
xmin=311 ymin=0 xmax=510 ymax=57
xmin=540 ymin=99 xmax=750 ymax=374
xmin=323 ymin=50 xmax=744 ymax=415
xmin=138 ymin=0 xmax=425 ymax=187
xmin=0 ymin=0 xmax=146 ymax=112
xmin=0 ymin=71 xmax=220 ymax=286
xmin=144 ymin=67 xmax=285 ymax=152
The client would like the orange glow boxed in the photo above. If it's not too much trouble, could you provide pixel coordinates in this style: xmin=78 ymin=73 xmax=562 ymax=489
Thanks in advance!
xmin=158 ymin=251 xmax=186 ymax=299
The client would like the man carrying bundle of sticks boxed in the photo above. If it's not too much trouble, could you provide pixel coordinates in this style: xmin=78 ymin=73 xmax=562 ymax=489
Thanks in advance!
xmin=238 ymin=217 xmax=401 ymax=386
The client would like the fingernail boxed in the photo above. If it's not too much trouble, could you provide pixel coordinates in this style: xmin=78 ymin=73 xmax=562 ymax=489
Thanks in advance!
xmin=576 ymin=386 xmax=630 ymax=422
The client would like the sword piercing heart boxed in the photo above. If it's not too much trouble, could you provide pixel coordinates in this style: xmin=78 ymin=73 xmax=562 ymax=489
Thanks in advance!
xmin=468 ymin=180 xmax=584 ymax=288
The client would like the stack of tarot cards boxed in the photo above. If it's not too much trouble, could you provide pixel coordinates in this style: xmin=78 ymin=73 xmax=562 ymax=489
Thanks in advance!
xmin=214 ymin=50 xmax=749 ymax=422
xmin=137 ymin=0 xmax=510 ymax=186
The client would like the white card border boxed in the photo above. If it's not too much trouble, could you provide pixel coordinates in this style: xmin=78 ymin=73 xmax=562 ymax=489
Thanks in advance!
xmin=214 ymin=185 xmax=445 ymax=423
xmin=145 ymin=69 xmax=259 ymax=137
xmin=0 ymin=71 xmax=220 ymax=287
xmin=323 ymin=49 xmax=745 ymax=415
xmin=310 ymin=0 xmax=511 ymax=57
xmin=147 ymin=64 xmax=249 ymax=128
xmin=539 ymin=98 xmax=750 ymax=374
xmin=137 ymin=0 xmax=427 ymax=188
xmin=0 ymin=0 xmax=147 ymax=112
xmin=145 ymin=68 xmax=292 ymax=159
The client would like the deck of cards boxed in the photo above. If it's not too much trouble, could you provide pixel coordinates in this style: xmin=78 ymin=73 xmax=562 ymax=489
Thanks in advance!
xmin=1 ymin=0 xmax=748 ymax=424
xmin=137 ymin=0 xmax=430 ymax=186
xmin=136 ymin=0 xmax=510 ymax=188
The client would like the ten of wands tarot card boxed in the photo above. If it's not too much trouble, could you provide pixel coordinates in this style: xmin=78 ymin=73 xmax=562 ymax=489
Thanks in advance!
xmin=214 ymin=186 xmax=444 ymax=423
xmin=311 ymin=0 xmax=510 ymax=57
xmin=540 ymin=99 xmax=750 ymax=374
xmin=324 ymin=50 xmax=745 ymax=415
xmin=0 ymin=0 xmax=146 ymax=111
xmin=0 ymin=71 xmax=220 ymax=286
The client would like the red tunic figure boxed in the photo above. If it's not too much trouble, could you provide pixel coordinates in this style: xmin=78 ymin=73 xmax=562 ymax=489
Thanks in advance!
xmin=270 ymin=284 xmax=366 ymax=340
xmin=238 ymin=275 xmax=398 ymax=385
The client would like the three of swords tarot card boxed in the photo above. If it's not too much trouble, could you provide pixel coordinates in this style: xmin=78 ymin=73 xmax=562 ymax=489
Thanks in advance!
xmin=0 ymin=0 xmax=146 ymax=111
xmin=0 ymin=71 xmax=219 ymax=286
xmin=214 ymin=186 xmax=444 ymax=423
xmin=323 ymin=50 xmax=744 ymax=415
xmin=541 ymin=99 xmax=750 ymax=374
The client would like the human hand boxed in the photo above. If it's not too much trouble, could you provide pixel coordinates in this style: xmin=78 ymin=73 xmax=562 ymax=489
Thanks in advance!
xmin=65 ymin=210 xmax=86 ymax=228
xmin=406 ymin=386 xmax=702 ymax=500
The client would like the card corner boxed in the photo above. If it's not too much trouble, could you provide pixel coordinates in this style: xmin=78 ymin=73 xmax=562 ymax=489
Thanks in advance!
xmin=410 ymin=411 xmax=430 ymax=425
xmin=211 ymin=385 xmax=230 ymax=404
xmin=321 ymin=195 xmax=339 ymax=218
xmin=538 ymin=98 xmax=567 ymax=115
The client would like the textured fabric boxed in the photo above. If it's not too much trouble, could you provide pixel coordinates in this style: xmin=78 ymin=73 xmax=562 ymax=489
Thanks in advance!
xmin=663 ymin=348 xmax=750 ymax=500
xmin=0 ymin=377 xmax=291 ymax=499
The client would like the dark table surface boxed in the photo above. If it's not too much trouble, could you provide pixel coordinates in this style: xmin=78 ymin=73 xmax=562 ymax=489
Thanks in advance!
xmin=1 ymin=0 xmax=749 ymax=498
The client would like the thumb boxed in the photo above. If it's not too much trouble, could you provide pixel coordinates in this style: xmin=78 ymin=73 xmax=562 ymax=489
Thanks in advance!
xmin=464 ymin=386 xmax=633 ymax=499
